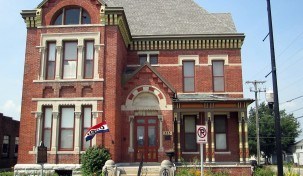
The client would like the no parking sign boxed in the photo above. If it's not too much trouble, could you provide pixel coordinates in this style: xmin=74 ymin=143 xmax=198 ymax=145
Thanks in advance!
xmin=196 ymin=125 xmax=208 ymax=144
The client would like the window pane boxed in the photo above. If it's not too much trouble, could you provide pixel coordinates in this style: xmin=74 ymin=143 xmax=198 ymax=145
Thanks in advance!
xmin=82 ymin=10 xmax=91 ymax=24
xmin=48 ymin=43 xmax=56 ymax=61
xmin=185 ymin=134 xmax=196 ymax=150
xmin=44 ymin=108 xmax=52 ymax=128
xmin=65 ymin=8 xmax=80 ymax=25
xmin=14 ymin=137 xmax=19 ymax=157
xmin=63 ymin=61 xmax=77 ymax=79
xmin=44 ymin=129 xmax=51 ymax=149
xmin=2 ymin=136 xmax=9 ymax=157
xmin=214 ymin=77 xmax=224 ymax=92
xmin=60 ymin=129 xmax=73 ymax=149
xmin=54 ymin=12 xmax=63 ymax=25
xmin=137 ymin=126 xmax=144 ymax=146
xmin=213 ymin=61 xmax=224 ymax=76
xmin=148 ymin=119 xmax=156 ymax=124
xmin=139 ymin=55 xmax=147 ymax=65
xmin=85 ymin=42 xmax=94 ymax=60
xmin=64 ymin=42 xmax=77 ymax=60
xmin=185 ymin=116 xmax=195 ymax=133
xmin=47 ymin=62 xmax=55 ymax=80
xmin=150 ymin=55 xmax=158 ymax=65
xmin=184 ymin=78 xmax=194 ymax=92
xmin=84 ymin=61 xmax=93 ymax=78
xmin=215 ymin=117 xmax=226 ymax=133
xmin=83 ymin=107 xmax=92 ymax=128
xmin=61 ymin=108 xmax=74 ymax=128
xmin=183 ymin=62 xmax=194 ymax=77
xmin=216 ymin=134 xmax=227 ymax=150
xmin=148 ymin=126 xmax=156 ymax=146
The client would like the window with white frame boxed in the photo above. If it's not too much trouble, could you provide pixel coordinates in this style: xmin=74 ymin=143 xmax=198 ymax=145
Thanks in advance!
xmin=43 ymin=107 xmax=53 ymax=150
xmin=82 ymin=106 xmax=92 ymax=150
xmin=39 ymin=33 xmax=100 ymax=81
xmin=215 ymin=115 xmax=227 ymax=150
xmin=212 ymin=60 xmax=225 ymax=92
xmin=59 ymin=107 xmax=75 ymax=150
xmin=52 ymin=6 xmax=91 ymax=25
xmin=2 ymin=135 xmax=9 ymax=158
xmin=183 ymin=61 xmax=195 ymax=92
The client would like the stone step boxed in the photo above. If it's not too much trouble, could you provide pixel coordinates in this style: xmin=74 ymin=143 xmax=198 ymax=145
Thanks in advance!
xmin=118 ymin=166 xmax=161 ymax=176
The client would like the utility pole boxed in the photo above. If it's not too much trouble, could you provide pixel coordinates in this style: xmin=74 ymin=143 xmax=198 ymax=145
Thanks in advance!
xmin=246 ymin=80 xmax=266 ymax=165
xmin=266 ymin=0 xmax=283 ymax=175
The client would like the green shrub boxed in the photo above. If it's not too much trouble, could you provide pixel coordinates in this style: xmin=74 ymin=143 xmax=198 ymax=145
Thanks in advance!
xmin=254 ymin=166 xmax=275 ymax=176
xmin=0 ymin=172 xmax=14 ymax=176
xmin=81 ymin=146 xmax=111 ymax=176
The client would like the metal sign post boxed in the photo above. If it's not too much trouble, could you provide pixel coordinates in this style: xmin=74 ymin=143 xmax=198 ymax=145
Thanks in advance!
xmin=196 ymin=126 xmax=208 ymax=176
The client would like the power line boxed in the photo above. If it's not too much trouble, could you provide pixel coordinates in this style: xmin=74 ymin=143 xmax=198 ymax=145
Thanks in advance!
xmin=289 ymin=107 xmax=303 ymax=114
xmin=280 ymin=95 xmax=303 ymax=105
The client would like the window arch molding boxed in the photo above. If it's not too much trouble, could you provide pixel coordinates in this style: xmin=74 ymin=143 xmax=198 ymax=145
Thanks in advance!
xmin=45 ymin=1 xmax=99 ymax=26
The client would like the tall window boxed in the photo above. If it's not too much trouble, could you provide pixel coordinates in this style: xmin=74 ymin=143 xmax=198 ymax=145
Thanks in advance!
xmin=63 ymin=42 xmax=78 ymax=79
xmin=46 ymin=42 xmax=56 ymax=80
xmin=84 ymin=41 xmax=94 ymax=79
xmin=52 ymin=7 xmax=91 ymax=25
xmin=184 ymin=116 xmax=196 ymax=151
xmin=43 ymin=107 xmax=53 ymax=150
xmin=2 ymin=135 xmax=9 ymax=158
xmin=60 ymin=107 xmax=75 ymax=150
xmin=82 ymin=106 xmax=92 ymax=150
xmin=212 ymin=61 xmax=224 ymax=92
xmin=215 ymin=115 xmax=227 ymax=150
xmin=14 ymin=137 xmax=19 ymax=157
xmin=183 ymin=61 xmax=195 ymax=92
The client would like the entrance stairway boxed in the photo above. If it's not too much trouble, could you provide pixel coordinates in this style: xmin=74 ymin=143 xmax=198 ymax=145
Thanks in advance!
xmin=118 ymin=165 xmax=161 ymax=176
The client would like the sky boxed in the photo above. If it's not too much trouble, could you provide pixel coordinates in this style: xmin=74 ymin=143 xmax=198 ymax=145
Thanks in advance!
xmin=1 ymin=1 xmax=303 ymax=139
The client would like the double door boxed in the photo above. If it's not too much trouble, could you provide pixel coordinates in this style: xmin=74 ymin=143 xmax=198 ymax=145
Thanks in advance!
xmin=134 ymin=117 xmax=158 ymax=162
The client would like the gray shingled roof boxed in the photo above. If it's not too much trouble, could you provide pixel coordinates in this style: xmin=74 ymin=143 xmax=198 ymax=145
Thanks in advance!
xmin=104 ymin=0 xmax=237 ymax=36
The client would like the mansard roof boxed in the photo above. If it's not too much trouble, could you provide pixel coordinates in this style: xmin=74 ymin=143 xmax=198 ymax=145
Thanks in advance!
xmin=104 ymin=0 xmax=237 ymax=36
xmin=175 ymin=94 xmax=254 ymax=103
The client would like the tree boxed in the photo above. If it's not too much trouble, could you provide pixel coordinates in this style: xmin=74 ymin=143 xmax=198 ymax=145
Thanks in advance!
xmin=248 ymin=102 xmax=301 ymax=163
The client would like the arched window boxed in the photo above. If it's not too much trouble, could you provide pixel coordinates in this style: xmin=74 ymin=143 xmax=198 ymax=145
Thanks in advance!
xmin=52 ymin=6 xmax=91 ymax=25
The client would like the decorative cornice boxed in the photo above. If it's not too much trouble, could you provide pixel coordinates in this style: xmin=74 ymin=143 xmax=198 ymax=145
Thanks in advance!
xmin=130 ymin=37 xmax=244 ymax=51
xmin=21 ymin=9 xmax=42 ymax=28
xmin=103 ymin=7 xmax=132 ymax=46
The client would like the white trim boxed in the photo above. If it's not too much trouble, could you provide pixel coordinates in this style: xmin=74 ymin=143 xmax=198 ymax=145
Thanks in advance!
xmin=33 ymin=78 xmax=104 ymax=83
xmin=38 ymin=24 xmax=106 ymax=28
xmin=215 ymin=151 xmax=232 ymax=155
xmin=137 ymin=51 xmax=159 ymax=55
xmin=182 ymin=152 xmax=199 ymax=154
xmin=126 ymin=63 xmax=241 ymax=67
xmin=32 ymin=97 xmax=103 ymax=101
xmin=178 ymin=55 xmax=199 ymax=65
xmin=208 ymin=55 xmax=229 ymax=65
xmin=177 ymin=92 xmax=244 ymax=95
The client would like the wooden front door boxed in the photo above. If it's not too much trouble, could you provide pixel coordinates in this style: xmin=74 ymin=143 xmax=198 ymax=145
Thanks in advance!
xmin=134 ymin=117 xmax=158 ymax=162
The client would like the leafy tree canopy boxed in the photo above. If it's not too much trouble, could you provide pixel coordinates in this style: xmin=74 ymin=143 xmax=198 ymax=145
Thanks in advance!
xmin=248 ymin=102 xmax=301 ymax=159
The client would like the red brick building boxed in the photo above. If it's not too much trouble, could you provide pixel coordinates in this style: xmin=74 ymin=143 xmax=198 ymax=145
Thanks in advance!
xmin=0 ymin=113 xmax=19 ymax=169
xmin=19 ymin=0 xmax=253 ymax=167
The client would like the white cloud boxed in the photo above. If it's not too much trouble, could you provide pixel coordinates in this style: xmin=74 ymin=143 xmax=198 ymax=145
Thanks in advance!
xmin=0 ymin=100 xmax=21 ymax=120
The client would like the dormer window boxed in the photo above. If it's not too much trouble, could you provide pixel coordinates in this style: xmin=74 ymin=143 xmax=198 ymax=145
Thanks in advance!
xmin=52 ymin=7 xmax=91 ymax=25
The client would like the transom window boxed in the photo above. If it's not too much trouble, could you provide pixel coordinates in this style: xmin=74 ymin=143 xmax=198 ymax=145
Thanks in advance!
xmin=52 ymin=7 xmax=91 ymax=25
